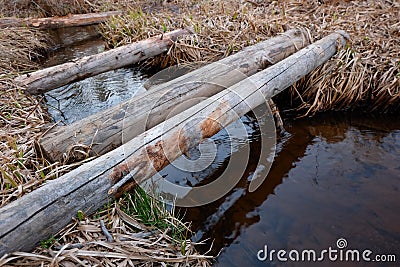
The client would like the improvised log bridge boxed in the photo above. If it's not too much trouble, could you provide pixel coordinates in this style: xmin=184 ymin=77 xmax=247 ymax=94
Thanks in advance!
xmin=39 ymin=28 xmax=311 ymax=163
xmin=0 ymin=30 xmax=349 ymax=256
xmin=14 ymin=28 xmax=192 ymax=94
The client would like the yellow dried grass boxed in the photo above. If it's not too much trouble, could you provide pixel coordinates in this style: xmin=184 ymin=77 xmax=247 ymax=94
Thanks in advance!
xmin=0 ymin=199 xmax=211 ymax=266
xmin=0 ymin=0 xmax=399 ymax=264
xmin=99 ymin=0 xmax=399 ymax=114
xmin=99 ymin=0 xmax=288 ymax=67
xmin=285 ymin=0 xmax=400 ymax=114
xmin=0 ymin=0 xmax=101 ymax=18
xmin=0 ymin=27 xmax=48 ymax=77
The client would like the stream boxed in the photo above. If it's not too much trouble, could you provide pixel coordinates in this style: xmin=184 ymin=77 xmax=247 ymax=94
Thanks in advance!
xmin=184 ymin=113 xmax=400 ymax=267
xmin=43 ymin=26 xmax=400 ymax=267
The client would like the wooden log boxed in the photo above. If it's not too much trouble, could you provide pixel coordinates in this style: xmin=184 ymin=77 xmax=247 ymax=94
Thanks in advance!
xmin=0 ymin=31 xmax=348 ymax=255
xmin=0 ymin=11 xmax=122 ymax=29
xmin=14 ymin=28 xmax=191 ymax=95
xmin=39 ymin=28 xmax=311 ymax=163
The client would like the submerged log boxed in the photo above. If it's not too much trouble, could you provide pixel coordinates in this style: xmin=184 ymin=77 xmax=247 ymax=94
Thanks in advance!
xmin=14 ymin=28 xmax=191 ymax=94
xmin=0 ymin=11 xmax=122 ymax=29
xmin=39 ymin=28 xmax=311 ymax=163
xmin=0 ymin=31 xmax=348 ymax=255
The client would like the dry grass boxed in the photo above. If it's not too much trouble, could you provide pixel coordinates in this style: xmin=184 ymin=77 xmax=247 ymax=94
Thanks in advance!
xmin=100 ymin=0 xmax=288 ymax=67
xmin=0 ymin=27 xmax=52 ymax=207
xmin=0 ymin=189 xmax=212 ymax=266
xmin=0 ymin=27 xmax=48 ymax=77
xmin=99 ymin=0 xmax=399 ymax=114
xmin=0 ymin=0 xmax=106 ymax=18
xmin=284 ymin=0 xmax=400 ymax=114
xmin=0 ymin=85 xmax=51 ymax=206
xmin=0 ymin=0 xmax=399 ymax=264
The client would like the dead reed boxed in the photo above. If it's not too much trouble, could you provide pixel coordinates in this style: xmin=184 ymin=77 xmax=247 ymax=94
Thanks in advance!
xmin=100 ymin=0 xmax=288 ymax=67
xmin=284 ymin=0 xmax=400 ymax=114
xmin=0 ymin=188 xmax=212 ymax=266
xmin=0 ymin=0 xmax=102 ymax=18
xmin=0 ymin=0 xmax=398 ymax=264
xmin=0 ymin=84 xmax=51 ymax=206
xmin=0 ymin=27 xmax=48 ymax=77
xmin=0 ymin=25 xmax=52 ymax=206
xmin=99 ymin=0 xmax=399 ymax=114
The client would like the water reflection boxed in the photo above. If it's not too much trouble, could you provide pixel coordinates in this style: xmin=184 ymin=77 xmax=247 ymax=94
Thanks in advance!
xmin=177 ymin=113 xmax=400 ymax=267
xmin=160 ymin=115 xmax=260 ymax=188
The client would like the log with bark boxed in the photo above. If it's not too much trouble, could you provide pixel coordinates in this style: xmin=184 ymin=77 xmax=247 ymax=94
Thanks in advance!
xmin=0 ymin=30 xmax=348 ymax=256
xmin=14 ymin=28 xmax=191 ymax=94
xmin=39 ymin=28 xmax=311 ymax=163
xmin=0 ymin=11 xmax=122 ymax=29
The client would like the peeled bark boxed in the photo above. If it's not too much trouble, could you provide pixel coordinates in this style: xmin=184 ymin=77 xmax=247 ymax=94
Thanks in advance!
xmin=39 ymin=28 xmax=311 ymax=163
xmin=0 ymin=31 xmax=348 ymax=256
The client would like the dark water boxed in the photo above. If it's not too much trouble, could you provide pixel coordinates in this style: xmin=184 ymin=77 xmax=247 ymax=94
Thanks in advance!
xmin=177 ymin=113 xmax=400 ymax=267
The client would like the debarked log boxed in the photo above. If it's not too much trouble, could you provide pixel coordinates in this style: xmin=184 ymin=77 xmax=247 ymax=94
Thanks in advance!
xmin=0 ymin=11 xmax=122 ymax=29
xmin=14 ymin=28 xmax=191 ymax=94
xmin=39 ymin=28 xmax=311 ymax=163
xmin=0 ymin=30 xmax=348 ymax=255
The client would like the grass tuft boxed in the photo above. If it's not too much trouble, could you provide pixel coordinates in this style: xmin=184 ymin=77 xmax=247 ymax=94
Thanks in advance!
xmin=120 ymin=186 xmax=191 ymax=244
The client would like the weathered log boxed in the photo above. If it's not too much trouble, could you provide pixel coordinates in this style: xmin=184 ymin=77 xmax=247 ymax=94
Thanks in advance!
xmin=14 ymin=28 xmax=191 ymax=94
xmin=0 ymin=31 xmax=348 ymax=255
xmin=39 ymin=28 xmax=311 ymax=163
xmin=0 ymin=11 xmax=122 ymax=29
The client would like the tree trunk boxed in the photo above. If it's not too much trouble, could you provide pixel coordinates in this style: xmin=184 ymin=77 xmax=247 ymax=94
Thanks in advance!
xmin=0 ymin=31 xmax=348 ymax=256
xmin=0 ymin=11 xmax=122 ymax=29
xmin=14 ymin=28 xmax=191 ymax=95
xmin=39 ymin=28 xmax=310 ymax=163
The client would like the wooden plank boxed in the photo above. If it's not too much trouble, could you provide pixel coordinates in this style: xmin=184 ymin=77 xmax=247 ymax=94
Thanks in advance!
xmin=0 ymin=11 xmax=122 ymax=29
xmin=39 ymin=28 xmax=311 ymax=163
xmin=0 ymin=31 xmax=348 ymax=256
xmin=14 ymin=28 xmax=191 ymax=94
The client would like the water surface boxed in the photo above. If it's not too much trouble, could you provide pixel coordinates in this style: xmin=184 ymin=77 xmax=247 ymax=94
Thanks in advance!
xmin=45 ymin=68 xmax=147 ymax=124
xmin=43 ymin=26 xmax=148 ymax=124
xmin=179 ymin=113 xmax=400 ymax=267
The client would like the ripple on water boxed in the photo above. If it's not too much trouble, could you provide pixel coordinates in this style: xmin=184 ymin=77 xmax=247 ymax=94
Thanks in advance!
xmin=45 ymin=67 xmax=148 ymax=124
